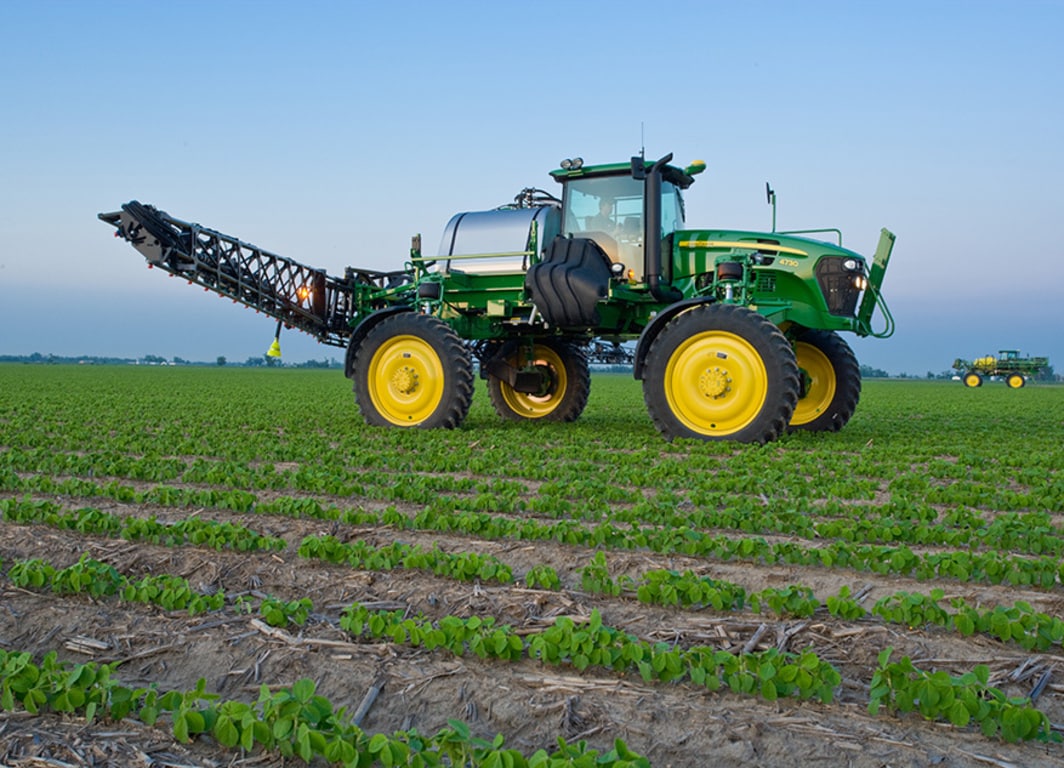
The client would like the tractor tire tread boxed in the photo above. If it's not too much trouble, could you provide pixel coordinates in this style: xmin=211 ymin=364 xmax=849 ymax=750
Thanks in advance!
xmin=789 ymin=329 xmax=861 ymax=433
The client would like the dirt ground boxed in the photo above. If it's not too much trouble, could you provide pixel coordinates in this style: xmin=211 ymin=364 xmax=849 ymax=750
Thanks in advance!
xmin=1 ymin=489 xmax=1062 ymax=767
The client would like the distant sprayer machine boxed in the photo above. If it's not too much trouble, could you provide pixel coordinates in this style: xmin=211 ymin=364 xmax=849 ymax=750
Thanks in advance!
xmin=100 ymin=152 xmax=894 ymax=444
xmin=952 ymin=350 xmax=1049 ymax=388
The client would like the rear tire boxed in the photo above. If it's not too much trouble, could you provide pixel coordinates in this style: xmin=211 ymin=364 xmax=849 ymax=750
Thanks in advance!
xmin=353 ymin=313 xmax=473 ymax=428
xmin=642 ymin=305 xmax=799 ymax=443
xmin=963 ymin=372 xmax=983 ymax=388
xmin=1006 ymin=373 xmax=1026 ymax=389
xmin=487 ymin=339 xmax=590 ymax=422
xmin=789 ymin=330 xmax=861 ymax=432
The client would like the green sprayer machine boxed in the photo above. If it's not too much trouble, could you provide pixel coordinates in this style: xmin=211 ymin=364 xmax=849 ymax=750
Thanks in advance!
xmin=952 ymin=350 xmax=1048 ymax=389
xmin=100 ymin=152 xmax=894 ymax=443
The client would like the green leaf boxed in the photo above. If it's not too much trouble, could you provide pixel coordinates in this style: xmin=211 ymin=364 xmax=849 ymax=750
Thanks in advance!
xmin=447 ymin=719 xmax=471 ymax=741
xmin=241 ymin=720 xmax=256 ymax=751
xmin=292 ymin=678 xmax=315 ymax=703
xmin=948 ymin=700 xmax=971 ymax=727
xmin=296 ymin=725 xmax=313 ymax=762
xmin=273 ymin=717 xmax=294 ymax=740
xmin=973 ymin=665 xmax=990 ymax=686
xmin=760 ymin=679 xmax=779 ymax=701
xmin=174 ymin=713 xmax=190 ymax=742
xmin=214 ymin=716 xmax=239 ymax=747
xmin=369 ymin=733 xmax=390 ymax=753
xmin=980 ymin=716 xmax=998 ymax=738
xmin=184 ymin=710 xmax=206 ymax=734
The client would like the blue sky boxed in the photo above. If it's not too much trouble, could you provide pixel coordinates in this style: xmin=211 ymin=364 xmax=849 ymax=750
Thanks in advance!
xmin=1 ymin=1 xmax=1061 ymax=375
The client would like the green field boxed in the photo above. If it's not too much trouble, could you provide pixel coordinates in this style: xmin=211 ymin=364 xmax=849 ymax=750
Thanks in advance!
xmin=1 ymin=364 xmax=1062 ymax=766
xmin=3 ymin=363 xmax=1061 ymax=463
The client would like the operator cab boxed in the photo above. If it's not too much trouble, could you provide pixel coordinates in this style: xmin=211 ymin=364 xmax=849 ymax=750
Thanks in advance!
xmin=556 ymin=164 xmax=687 ymax=281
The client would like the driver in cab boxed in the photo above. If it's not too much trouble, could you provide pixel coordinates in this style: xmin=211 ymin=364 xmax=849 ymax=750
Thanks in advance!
xmin=588 ymin=197 xmax=616 ymax=234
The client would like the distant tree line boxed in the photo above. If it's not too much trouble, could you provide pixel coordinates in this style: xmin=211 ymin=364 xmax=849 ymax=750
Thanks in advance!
xmin=0 ymin=352 xmax=341 ymax=369
xmin=3 ymin=353 xmax=1056 ymax=381
xmin=857 ymin=364 xmax=886 ymax=378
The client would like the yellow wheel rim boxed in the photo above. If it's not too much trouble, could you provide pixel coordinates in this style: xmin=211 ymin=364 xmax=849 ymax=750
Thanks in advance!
xmin=663 ymin=330 xmax=767 ymax=435
xmin=500 ymin=345 xmax=567 ymax=418
xmin=964 ymin=373 xmax=981 ymax=388
xmin=791 ymin=341 xmax=836 ymax=426
xmin=1007 ymin=374 xmax=1025 ymax=389
xmin=367 ymin=334 xmax=445 ymax=425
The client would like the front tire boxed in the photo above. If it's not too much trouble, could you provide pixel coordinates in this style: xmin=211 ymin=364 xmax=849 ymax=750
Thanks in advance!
xmin=789 ymin=330 xmax=861 ymax=432
xmin=353 ymin=313 xmax=473 ymax=428
xmin=642 ymin=305 xmax=799 ymax=443
xmin=963 ymin=372 xmax=983 ymax=388
xmin=487 ymin=339 xmax=590 ymax=422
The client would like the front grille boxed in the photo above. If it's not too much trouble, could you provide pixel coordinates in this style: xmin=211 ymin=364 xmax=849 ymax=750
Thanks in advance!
xmin=757 ymin=273 xmax=776 ymax=293
xmin=815 ymin=257 xmax=861 ymax=316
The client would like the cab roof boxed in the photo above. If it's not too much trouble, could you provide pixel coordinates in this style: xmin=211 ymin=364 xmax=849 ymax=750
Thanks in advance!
xmin=549 ymin=157 xmax=700 ymax=190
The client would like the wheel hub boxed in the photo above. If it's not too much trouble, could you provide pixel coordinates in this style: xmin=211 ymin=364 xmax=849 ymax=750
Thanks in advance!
xmin=531 ymin=364 xmax=557 ymax=397
xmin=699 ymin=366 xmax=732 ymax=399
xmin=391 ymin=366 xmax=419 ymax=394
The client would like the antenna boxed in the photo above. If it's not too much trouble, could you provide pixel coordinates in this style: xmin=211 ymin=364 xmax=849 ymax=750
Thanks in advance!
xmin=640 ymin=122 xmax=645 ymax=160
xmin=765 ymin=182 xmax=777 ymax=232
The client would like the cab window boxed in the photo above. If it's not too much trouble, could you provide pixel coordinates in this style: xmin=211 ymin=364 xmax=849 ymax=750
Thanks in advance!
xmin=562 ymin=175 xmax=684 ymax=240
xmin=563 ymin=176 xmax=643 ymax=238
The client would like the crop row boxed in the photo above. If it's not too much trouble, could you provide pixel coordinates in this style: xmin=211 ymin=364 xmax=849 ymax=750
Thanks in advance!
xmin=7 ymin=491 xmax=1064 ymax=620
xmin=0 ymin=650 xmax=648 ymax=767
xmin=3 ymin=461 xmax=1062 ymax=561
xmin=345 ymin=598 xmax=1053 ymax=743
xmin=6 ymin=539 xmax=1063 ymax=657
xmin=6 ymin=490 xmax=1064 ymax=633
xmin=6 ymin=470 xmax=1064 ymax=589
xmin=0 ymin=495 xmax=285 ymax=552
xmin=3 ymin=426 xmax=1062 ymax=516
xmin=6 ymin=554 xmax=1052 ymax=744
xmin=580 ymin=556 xmax=1064 ymax=652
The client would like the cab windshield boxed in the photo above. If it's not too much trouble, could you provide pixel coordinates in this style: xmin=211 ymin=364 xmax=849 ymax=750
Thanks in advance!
xmin=562 ymin=174 xmax=685 ymax=262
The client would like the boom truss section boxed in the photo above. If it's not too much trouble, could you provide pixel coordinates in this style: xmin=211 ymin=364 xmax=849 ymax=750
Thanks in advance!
xmin=99 ymin=201 xmax=406 ymax=347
